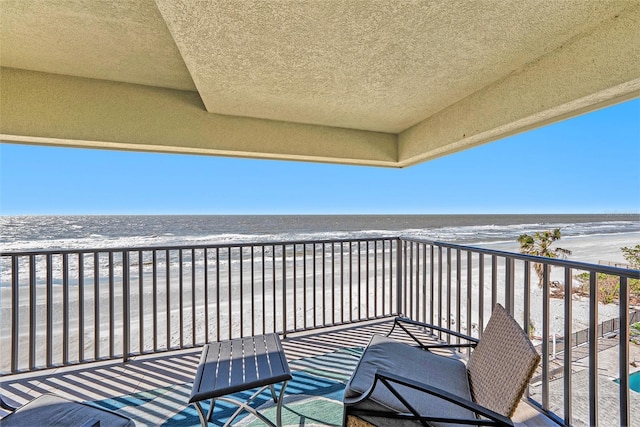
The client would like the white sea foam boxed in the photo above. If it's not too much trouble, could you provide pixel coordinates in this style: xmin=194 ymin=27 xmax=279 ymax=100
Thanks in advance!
xmin=1 ymin=214 xmax=638 ymax=253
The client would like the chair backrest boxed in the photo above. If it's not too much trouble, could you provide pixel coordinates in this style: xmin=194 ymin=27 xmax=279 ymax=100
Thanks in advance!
xmin=466 ymin=304 xmax=540 ymax=417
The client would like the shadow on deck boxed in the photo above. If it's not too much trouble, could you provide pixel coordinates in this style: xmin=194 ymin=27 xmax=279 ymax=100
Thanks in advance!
xmin=1 ymin=318 xmax=555 ymax=426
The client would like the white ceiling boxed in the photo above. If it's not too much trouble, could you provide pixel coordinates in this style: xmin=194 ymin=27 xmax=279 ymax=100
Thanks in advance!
xmin=1 ymin=0 xmax=639 ymax=166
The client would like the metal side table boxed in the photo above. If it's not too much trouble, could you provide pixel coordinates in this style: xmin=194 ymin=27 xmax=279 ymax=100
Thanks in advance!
xmin=189 ymin=333 xmax=292 ymax=427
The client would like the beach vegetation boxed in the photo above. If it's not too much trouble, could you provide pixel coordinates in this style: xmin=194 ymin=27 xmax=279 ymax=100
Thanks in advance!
xmin=573 ymin=244 xmax=640 ymax=304
xmin=517 ymin=228 xmax=572 ymax=288
xmin=621 ymin=245 xmax=640 ymax=270
xmin=631 ymin=323 xmax=640 ymax=345
xmin=573 ymin=272 xmax=640 ymax=305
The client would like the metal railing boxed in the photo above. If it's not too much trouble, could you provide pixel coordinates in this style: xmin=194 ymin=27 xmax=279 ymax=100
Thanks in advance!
xmin=1 ymin=238 xmax=399 ymax=373
xmin=400 ymin=238 xmax=640 ymax=427
xmin=2 ymin=236 xmax=639 ymax=426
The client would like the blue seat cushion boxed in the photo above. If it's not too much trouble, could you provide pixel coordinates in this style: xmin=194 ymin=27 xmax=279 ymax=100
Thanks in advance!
xmin=344 ymin=335 xmax=476 ymax=427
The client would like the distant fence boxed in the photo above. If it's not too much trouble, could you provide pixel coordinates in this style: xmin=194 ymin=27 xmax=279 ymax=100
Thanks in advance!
xmin=599 ymin=260 xmax=633 ymax=269
xmin=574 ymin=309 xmax=640 ymax=346
xmin=540 ymin=310 xmax=640 ymax=354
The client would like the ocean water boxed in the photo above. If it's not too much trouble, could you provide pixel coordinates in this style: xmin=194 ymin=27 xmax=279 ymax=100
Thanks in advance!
xmin=1 ymin=214 xmax=639 ymax=252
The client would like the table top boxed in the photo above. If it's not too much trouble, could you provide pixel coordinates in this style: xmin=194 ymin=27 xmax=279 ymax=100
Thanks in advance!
xmin=189 ymin=333 xmax=292 ymax=403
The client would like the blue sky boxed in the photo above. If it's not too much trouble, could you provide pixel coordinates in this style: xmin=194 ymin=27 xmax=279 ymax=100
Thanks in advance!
xmin=1 ymin=99 xmax=639 ymax=215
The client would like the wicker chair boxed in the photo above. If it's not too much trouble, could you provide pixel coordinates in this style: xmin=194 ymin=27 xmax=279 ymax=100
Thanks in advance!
xmin=343 ymin=304 xmax=540 ymax=427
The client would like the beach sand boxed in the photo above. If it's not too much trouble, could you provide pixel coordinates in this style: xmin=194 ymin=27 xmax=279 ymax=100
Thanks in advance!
xmin=478 ymin=232 xmax=639 ymax=337
xmin=2 ymin=232 xmax=638 ymax=372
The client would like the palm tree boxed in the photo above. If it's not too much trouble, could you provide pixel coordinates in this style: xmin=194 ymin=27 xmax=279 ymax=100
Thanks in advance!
xmin=517 ymin=228 xmax=572 ymax=288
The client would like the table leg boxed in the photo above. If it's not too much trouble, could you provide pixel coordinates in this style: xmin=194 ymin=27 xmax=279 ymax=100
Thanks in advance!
xmin=215 ymin=386 xmax=277 ymax=427
xmin=276 ymin=380 xmax=289 ymax=427
xmin=193 ymin=401 xmax=208 ymax=427
xmin=206 ymin=398 xmax=216 ymax=421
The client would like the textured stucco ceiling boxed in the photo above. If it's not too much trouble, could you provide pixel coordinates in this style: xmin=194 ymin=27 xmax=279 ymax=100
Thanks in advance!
xmin=1 ymin=0 xmax=639 ymax=167
xmin=156 ymin=0 xmax=635 ymax=132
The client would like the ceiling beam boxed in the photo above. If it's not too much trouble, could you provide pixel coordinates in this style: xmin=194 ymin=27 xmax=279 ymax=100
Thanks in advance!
xmin=0 ymin=67 xmax=398 ymax=166
xmin=398 ymin=5 xmax=640 ymax=167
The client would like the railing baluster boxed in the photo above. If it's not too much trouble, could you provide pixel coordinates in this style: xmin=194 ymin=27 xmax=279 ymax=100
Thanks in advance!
xmin=63 ymin=253 xmax=70 ymax=364
xmin=429 ymin=244 xmax=434 ymax=325
xmin=152 ymin=250 xmax=158 ymax=351
xmin=47 ymin=254 xmax=53 ymax=366
xmin=314 ymin=244 xmax=318 ymax=325
xmin=332 ymin=243 xmax=336 ymax=324
xmin=542 ymin=264 xmax=550 ymax=410
xmin=303 ymin=243 xmax=308 ymax=329
xmin=456 ymin=249 xmax=461 ymax=340
xmin=382 ymin=240 xmax=386 ymax=316
xmin=239 ymin=246 xmax=244 ymax=337
xmin=588 ymin=271 xmax=598 ymax=426
xmin=357 ymin=242 xmax=362 ymax=320
xmin=322 ymin=243 xmax=326 ymax=325
xmin=272 ymin=244 xmax=276 ymax=333
xmin=563 ymin=267 xmax=573 ymax=425
xmin=94 ymin=252 xmax=100 ymax=360
xmin=178 ymin=250 xmax=184 ymax=348
xmin=284 ymin=244 xmax=288 ymax=335
xmin=229 ymin=247 xmax=233 ymax=339
xmin=191 ymin=248 xmax=196 ymax=346
xmin=422 ymin=243 xmax=427 ymax=323
xmin=217 ymin=247 xmax=221 ymax=340
xmin=138 ymin=251 xmax=143 ymax=353
xmin=165 ymin=249 xmax=170 ymax=350
xmin=79 ymin=253 xmax=84 ymax=362
xmin=505 ymin=257 xmax=515 ymax=314
xmin=619 ymin=276 xmax=629 ymax=427
xmin=11 ymin=256 xmax=19 ymax=373
xmin=523 ymin=260 xmax=530 ymax=342
xmin=491 ymin=255 xmax=497 ymax=309
xmin=408 ymin=242 xmax=413 ymax=319
xmin=29 ymin=255 xmax=36 ymax=370
xmin=466 ymin=251 xmax=472 ymax=346
xmin=340 ymin=242 xmax=345 ymax=323
xmin=390 ymin=239 xmax=395 ymax=314
xmin=478 ymin=253 xmax=484 ymax=337
xmin=123 ymin=251 xmax=130 ymax=362
xmin=204 ymin=248 xmax=209 ymax=342
xmin=437 ymin=246 xmax=443 ymax=331
xmin=251 ymin=246 xmax=255 ymax=336
xmin=349 ymin=242 xmax=353 ymax=321
xmin=293 ymin=244 xmax=297 ymax=331
xmin=446 ymin=247 xmax=452 ymax=336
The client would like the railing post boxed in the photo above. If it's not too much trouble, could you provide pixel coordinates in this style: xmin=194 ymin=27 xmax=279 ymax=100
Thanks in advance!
xmin=588 ymin=271 xmax=598 ymax=426
xmin=63 ymin=253 xmax=69 ymax=365
xmin=542 ymin=263 xmax=550 ymax=410
xmin=396 ymin=238 xmax=403 ymax=315
xmin=123 ymin=251 xmax=130 ymax=363
xmin=11 ymin=256 xmax=19 ymax=373
xmin=619 ymin=276 xmax=630 ymax=427
xmin=505 ymin=257 xmax=515 ymax=315
xmin=563 ymin=267 xmax=573 ymax=426
xmin=282 ymin=244 xmax=287 ymax=338
xmin=29 ymin=255 xmax=36 ymax=370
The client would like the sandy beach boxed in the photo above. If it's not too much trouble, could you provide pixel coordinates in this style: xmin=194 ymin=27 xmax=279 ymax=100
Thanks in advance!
xmin=2 ymin=231 xmax=638 ymax=373
xmin=477 ymin=232 xmax=639 ymax=337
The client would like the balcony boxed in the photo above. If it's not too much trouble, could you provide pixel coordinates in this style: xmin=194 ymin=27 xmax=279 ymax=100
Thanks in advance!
xmin=2 ymin=237 xmax=639 ymax=426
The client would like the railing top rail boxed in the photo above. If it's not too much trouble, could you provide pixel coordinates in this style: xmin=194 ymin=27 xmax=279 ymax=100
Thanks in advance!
xmin=0 ymin=236 xmax=401 ymax=257
xmin=3 ymin=234 xmax=638 ymax=278
xmin=400 ymin=237 xmax=640 ymax=278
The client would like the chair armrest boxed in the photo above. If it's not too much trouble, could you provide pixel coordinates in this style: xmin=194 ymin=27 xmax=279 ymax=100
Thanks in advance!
xmin=0 ymin=395 xmax=18 ymax=412
xmin=79 ymin=418 xmax=100 ymax=427
xmin=388 ymin=316 xmax=480 ymax=350
xmin=347 ymin=369 xmax=513 ymax=427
